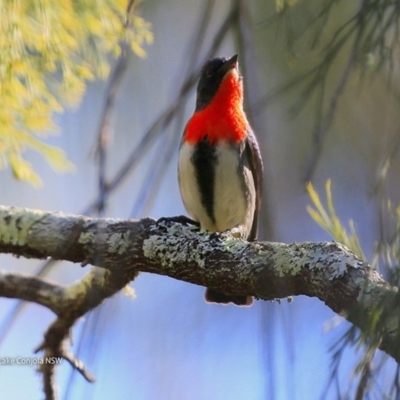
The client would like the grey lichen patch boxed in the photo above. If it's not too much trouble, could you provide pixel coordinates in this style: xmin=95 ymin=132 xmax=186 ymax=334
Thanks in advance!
xmin=107 ymin=232 xmax=131 ymax=255
xmin=271 ymin=241 xmax=364 ymax=279
xmin=0 ymin=206 xmax=47 ymax=246
xmin=144 ymin=227 xmax=205 ymax=269
xmin=248 ymin=243 xmax=272 ymax=271
xmin=64 ymin=268 xmax=99 ymax=299
xmin=356 ymin=277 xmax=396 ymax=305
xmin=143 ymin=222 xmax=226 ymax=269
xmin=305 ymin=242 xmax=363 ymax=279
xmin=78 ymin=231 xmax=96 ymax=246
xmin=220 ymin=235 xmax=248 ymax=253
xmin=273 ymin=243 xmax=307 ymax=277
xmin=327 ymin=259 xmax=349 ymax=279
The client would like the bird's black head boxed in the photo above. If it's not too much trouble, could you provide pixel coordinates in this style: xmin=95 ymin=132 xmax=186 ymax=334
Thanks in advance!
xmin=195 ymin=54 xmax=239 ymax=111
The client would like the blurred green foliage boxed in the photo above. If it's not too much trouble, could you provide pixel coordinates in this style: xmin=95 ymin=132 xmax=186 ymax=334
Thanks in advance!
xmin=0 ymin=0 xmax=152 ymax=186
xmin=307 ymin=180 xmax=365 ymax=260
xmin=372 ymin=200 xmax=400 ymax=280
xmin=308 ymin=180 xmax=400 ymax=398
xmin=275 ymin=0 xmax=298 ymax=12
xmin=308 ymin=181 xmax=400 ymax=278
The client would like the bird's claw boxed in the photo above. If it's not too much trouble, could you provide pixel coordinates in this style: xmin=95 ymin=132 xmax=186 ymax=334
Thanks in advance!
xmin=229 ymin=227 xmax=242 ymax=238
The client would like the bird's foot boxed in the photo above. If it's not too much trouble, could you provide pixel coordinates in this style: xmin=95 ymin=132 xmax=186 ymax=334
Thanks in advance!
xmin=157 ymin=215 xmax=200 ymax=227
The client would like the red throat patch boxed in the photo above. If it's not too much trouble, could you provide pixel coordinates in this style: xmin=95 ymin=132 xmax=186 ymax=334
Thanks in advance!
xmin=184 ymin=70 xmax=248 ymax=144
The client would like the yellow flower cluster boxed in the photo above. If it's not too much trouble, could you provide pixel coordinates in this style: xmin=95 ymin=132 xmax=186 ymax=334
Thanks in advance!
xmin=0 ymin=0 xmax=153 ymax=185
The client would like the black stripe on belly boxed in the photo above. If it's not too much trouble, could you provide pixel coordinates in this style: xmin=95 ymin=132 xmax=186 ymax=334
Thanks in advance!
xmin=191 ymin=138 xmax=217 ymax=224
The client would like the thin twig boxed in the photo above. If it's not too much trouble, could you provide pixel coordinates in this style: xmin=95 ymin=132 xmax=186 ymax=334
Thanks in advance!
xmin=303 ymin=29 xmax=358 ymax=182
xmin=95 ymin=0 xmax=138 ymax=216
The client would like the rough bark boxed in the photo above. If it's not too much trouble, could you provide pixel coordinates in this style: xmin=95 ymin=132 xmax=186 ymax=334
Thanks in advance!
xmin=0 ymin=205 xmax=398 ymax=397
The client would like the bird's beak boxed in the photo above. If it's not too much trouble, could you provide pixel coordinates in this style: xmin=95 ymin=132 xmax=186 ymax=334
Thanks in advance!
xmin=219 ymin=54 xmax=239 ymax=75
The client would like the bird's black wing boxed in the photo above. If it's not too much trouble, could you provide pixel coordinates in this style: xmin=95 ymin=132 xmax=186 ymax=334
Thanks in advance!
xmin=244 ymin=129 xmax=264 ymax=241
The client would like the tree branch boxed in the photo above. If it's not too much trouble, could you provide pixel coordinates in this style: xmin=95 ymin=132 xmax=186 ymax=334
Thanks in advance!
xmin=0 ymin=271 xmax=66 ymax=314
xmin=0 ymin=206 xmax=398 ymax=382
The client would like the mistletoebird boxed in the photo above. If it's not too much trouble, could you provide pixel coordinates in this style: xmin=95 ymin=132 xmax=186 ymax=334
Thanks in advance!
xmin=178 ymin=54 xmax=263 ymax=306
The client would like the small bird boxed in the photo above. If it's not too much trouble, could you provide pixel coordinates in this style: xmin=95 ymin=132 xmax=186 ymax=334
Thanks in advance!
xmin=178 ymin=54 xmax=263 ymax=306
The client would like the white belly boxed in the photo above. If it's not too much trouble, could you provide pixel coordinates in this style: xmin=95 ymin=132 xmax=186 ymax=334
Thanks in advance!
xmin=178 ymin=141 xmax=255 ymax=238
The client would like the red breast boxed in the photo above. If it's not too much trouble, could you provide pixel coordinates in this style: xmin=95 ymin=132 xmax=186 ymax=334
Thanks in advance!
xmin=183 ymin=68 xmax=248 ymax=145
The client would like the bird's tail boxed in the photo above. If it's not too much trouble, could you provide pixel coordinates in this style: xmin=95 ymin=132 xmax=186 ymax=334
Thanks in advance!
xmin=205 ymin=288 xmax=253 ymax=306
